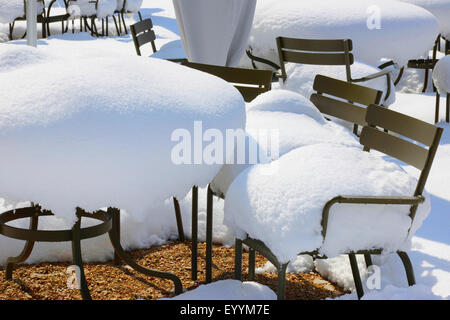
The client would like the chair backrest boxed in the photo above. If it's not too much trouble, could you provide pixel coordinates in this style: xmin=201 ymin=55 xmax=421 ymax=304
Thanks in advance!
xmin=130 ymin=18 xmax=157 ymax=56
xmin=276 ymin=37 xmax=354 ymax=82
xmin=181 ymin=61 xmax=273 ymax=102
xmin=310 ymin=75 xmax=382 ymax=129
xmin=361 ymin=104 xmax=443 ymax=198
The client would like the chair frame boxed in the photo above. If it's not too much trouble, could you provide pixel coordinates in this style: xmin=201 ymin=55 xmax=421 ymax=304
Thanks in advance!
xmin=0 ymin=205 xmax=183 ymax=299
xmin=275 ymin=37 xmax=392 ymax=103
xmin=235 ymin=104 xmax=443 ymax=299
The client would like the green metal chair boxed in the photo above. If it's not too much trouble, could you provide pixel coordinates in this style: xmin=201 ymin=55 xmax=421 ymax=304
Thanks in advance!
xmin=432 ymin=35 xmax=450 ymax=123
xmin=235 ymin=104 xmax=443 ymax=299
xmin=276 ymin=37 xmax=392 ymax=102
xmin=310 ymin=74 xmax=382 ymax=135
xmin=130 ymin=18 xmax=186 ymax=63
xmin=178 ymin=61 xmax=273 ymax=282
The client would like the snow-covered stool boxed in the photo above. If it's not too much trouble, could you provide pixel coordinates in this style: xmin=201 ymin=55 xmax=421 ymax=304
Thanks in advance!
xmin=0 ymin=45 xmax=246 ymax=298
xmin=0 ymin=0 xmax=46 ymax=40
xmin=115 ymin=0 xmax=143 ymax=35
xmin=432 ymin=54 xmax=450 ymax=122
xmin=226 ymin=105 xmax=443 ymax=299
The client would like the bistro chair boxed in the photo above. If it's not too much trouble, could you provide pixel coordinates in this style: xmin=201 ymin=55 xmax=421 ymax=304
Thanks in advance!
xmin=130 ymin=18 xmax=186 ymax=62
xmin=235 ymin=104 xmax=443 ymax=299
xmin=175 ymin=61 xmax=273 ymax=282
xmin=247 ymin=37 xmax=393 ymax=103
xmin=310 ymin=74 xmax=383 ymax=135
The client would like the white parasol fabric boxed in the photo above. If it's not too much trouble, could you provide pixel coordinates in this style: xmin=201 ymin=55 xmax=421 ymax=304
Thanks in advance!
xmin=172 ymin=0 xmax=257 ymax=66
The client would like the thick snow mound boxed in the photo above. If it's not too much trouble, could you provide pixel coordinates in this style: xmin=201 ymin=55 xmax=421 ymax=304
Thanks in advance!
xmin=246 ymin=89 xmax=326 ymax=123
xmin=117 ymin=0 xmax=142 ymax=12
xmin=247 ymin=0 xmax=439 ymax=67
xmin=224 ymin=144 xmax=430 ymax=262
xmin=210 ymin=91 xmax=358 ymax=196
xmin=399 ymin=0 xmax=450 ymax=38
xmin=0 ymin=0 xmax=44 ymax=24
xmin=278 ymin=61 xmax=396 ymax=106
xmin=67 ymin=0 xmax=96 ymax=17
xmin=432 ymin=55 xmax=450 ymax=94
xmin=0 ymin=44 xmax=245 ymax=221
xmin=162 ymin=280 xmax=276 ymax=300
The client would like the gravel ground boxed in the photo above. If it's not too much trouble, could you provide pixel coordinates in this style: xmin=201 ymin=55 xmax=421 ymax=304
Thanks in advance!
xmin=0 ymin=241 xmax=347 ymax=300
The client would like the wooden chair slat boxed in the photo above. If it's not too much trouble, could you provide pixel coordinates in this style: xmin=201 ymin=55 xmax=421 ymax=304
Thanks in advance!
xmin=313 ymin=75 xmax=382 ymax=106
xmin=136 ymin=30 xmax=156 ymax=48
xmin=360 ymin=126 xmax=429 ymax=170
xmin=278 ymin=37 xmax=353 ymax=52
xmin=366 ymin=104 xmax=439 ymax=146
xmin=310 ymin=94 xmax=367 ymax=126
xmin=131 ymin=19 xmax=153 ymax=35
xmin=281 ymin=50 xmax=353 ymax=66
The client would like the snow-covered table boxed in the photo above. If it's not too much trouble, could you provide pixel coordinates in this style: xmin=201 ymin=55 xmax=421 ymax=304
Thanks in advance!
xmin=399 ymin=0 xmax=450 ymax=39
xmin=0 ymin=44 xmax=246 ymax=220
xmin=248 ymin=0 xmax=440 ymax=67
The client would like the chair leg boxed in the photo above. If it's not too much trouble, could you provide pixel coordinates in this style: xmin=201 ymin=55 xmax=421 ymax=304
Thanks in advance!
xmin=191 ymin=186 xmax=198 ymax=281
xmin=5 ymin=214 xmax=39 ymax=280
xmin=107 ymin=208 xmax=183 ymax=295
xmin=348 ymin=253 xmax=364 ymax=299
xmin=248 ymin=248 xmax=256 ymax=281
xmin=436 ymin=92 xmax=440 ymax=124
xmin=206 ymin=184 xmax=214 ymax=283
xmin=71 ymin=213 xmax=91 ymax=300
xmin=422 ymin=69 xmax=429 ymax=93
xmin=234 ymin=239 xmax=243 ymax=281
xmin=364 ymin=253 xmax=373 ymax=268
xmin=397 ymin=251 xmax=416 ymax=287
xmin=112 ymin=15 xmax=120 ymax=36
xmin=446 ymin=93 xmax=449 ymax=123
xmin=277 ymin=263 xmax=288 ymax=300
xmin=173 ymin=197 xmax=185 ymax=242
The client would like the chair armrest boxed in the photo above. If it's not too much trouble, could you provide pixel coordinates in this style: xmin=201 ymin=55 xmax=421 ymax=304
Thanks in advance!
xmin=246 ymin=50 xmax=281 ymax=71
xmin=351 ymin=69 xmax=392 ymax=82
xmin=321 ymin=195 xmax=424 ymax=239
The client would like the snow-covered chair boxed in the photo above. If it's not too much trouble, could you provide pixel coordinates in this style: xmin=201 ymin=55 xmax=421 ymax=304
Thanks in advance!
xmin=130 ymin=18 xmax=186 ymax=62
xmin=432 ymin=54 xmax=450 ymax=123
xmin=67 ymin=0 xmax=119 ymax=36
xmin=2 ymin=0 xmax=46 ymax=40
xmin=45 ymin=0 xmax=71 ymax=37
xmin=115 ymin=0 xmax=143 ymax=35
xmin=247 ymin=37 xmax=394 ymax=104
xmin=232 ymin=105 xmax=443 ymax=299
xmin=175 ymin=61 xmax=273 ymax=282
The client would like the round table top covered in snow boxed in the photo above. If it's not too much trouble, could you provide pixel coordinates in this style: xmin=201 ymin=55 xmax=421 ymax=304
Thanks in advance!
xmin=248 ymin=0 xmax=440 ymax=67
xmin=0 ymin=43 xmax=246 ymax=219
